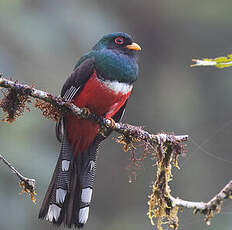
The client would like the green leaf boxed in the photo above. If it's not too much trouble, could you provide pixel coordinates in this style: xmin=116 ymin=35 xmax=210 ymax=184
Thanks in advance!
xmin=191 ymin=54 xmax=232 ymax=68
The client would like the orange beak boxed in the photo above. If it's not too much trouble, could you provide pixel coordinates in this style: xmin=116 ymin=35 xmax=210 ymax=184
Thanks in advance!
xmin=126 ymin=42 xmax=141 ymax=51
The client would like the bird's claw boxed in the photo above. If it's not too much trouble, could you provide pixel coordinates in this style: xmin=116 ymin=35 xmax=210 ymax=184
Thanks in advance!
xmin=106 ymin=118 xmax=116 ymax=129
xmin=82 ymin=107 xmax=91 ymax=119
xmin=98 ymin=118 xmax=116 ymax=137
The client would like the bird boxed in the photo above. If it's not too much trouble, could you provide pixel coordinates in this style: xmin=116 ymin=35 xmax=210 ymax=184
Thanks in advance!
xmin=39 ymin=32 xmax=141 ymax=228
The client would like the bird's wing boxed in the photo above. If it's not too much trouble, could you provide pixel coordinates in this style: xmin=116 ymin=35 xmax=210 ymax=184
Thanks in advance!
xmin=61 ymin=57 xmax=95 ymax=98
xmin=56 ymin=57 xmax=95 ymax=142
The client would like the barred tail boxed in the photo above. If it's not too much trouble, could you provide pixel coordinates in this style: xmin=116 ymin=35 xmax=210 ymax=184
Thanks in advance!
xmin=39 ymin=132 xmax=101 ymax=228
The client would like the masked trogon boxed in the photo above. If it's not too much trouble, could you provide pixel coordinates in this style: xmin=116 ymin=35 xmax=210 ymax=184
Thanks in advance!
xmin=39 ymin=32 xmax=141 ymax=228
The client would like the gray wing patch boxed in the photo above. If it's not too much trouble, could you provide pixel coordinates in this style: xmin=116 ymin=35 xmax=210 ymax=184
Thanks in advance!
xmin=63 ymin=86 xmax=80 ymax=101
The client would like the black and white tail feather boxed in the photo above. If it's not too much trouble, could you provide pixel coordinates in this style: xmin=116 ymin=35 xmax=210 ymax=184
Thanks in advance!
xmin=39 ymin=120 xmax=102 ymax=228
xmin=39 ymin=101 xmax=127 ymax=228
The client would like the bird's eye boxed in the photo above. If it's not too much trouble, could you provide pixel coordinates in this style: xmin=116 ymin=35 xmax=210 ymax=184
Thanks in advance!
xmin=114 ymin=37 xmax=124 ymax=45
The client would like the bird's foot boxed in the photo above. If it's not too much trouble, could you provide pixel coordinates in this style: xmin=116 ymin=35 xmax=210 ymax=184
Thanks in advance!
xmin=81 ymin=107 xmax=91 ymax=119
xmin=98 ymin=118 xmax=116 ymax=137
xmin=106 ymin=117 xmax=116 ymax=129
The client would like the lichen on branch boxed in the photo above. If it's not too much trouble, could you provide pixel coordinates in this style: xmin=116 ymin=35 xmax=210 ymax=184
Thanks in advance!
xmin=34 ymin=99 xmax=61 ymax=122
xmin=0 ymin=87 xmax=31 ymax=122
xmin=0 ymin=153 xmax=36 ymax=203
xmin=147 ymin=135 xmax=185 ymax=230
xmin=0 ymin=74 xmax=188 ymax=146
xmin=114 ymin=132 xmax=152 ymax=182
xmin=170 ymin=180 xmax=232 ymax=226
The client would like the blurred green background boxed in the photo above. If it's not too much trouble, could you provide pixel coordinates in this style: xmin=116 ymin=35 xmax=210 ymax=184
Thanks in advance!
xmin=0 ymin=0 xmax=232 ymax=230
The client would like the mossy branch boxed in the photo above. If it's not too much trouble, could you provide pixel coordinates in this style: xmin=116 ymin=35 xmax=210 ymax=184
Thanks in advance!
xmin=0 ymin=153 xmax=36 ymax=203
xmin=147 ymin=139 xmax=232 ymax=230
xmin=0 ymin=74 xmax=188 ymax=145
xmin=170 ymin=180 xmax=232 ymax=226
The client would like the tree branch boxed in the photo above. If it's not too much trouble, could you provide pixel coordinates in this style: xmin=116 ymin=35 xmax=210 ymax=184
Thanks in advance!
xmin=0 ymin=74 xmax=188 ymax=146
xmin=0 ymin=153 xmax=36 ymax=203
xmin=170 ymin=180 xmax=232 ymax=225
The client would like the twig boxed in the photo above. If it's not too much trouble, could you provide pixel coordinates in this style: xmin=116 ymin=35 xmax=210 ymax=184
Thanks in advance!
xmin=170 ymin=180 xmax=232 ymax=225
xmin=0 ymin=153 xmax=36 ymax=203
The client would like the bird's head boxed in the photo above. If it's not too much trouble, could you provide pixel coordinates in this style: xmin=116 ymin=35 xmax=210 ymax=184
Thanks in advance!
xmin=92 ymin=32 xmax=141 ymax=83
xmin=93 ymin=32 xmax=141 ymax=57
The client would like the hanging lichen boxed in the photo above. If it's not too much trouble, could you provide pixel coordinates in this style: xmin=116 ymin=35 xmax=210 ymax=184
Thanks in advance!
xmin=35 ymin=99 xmax=61 ymax=122
xmin=148 ymin=136 xmax=184 ymax=230
xmin=0 ymin=88 xmax=31 ymax=122
xmin=114 ymin=132 xmax=152 ymax=182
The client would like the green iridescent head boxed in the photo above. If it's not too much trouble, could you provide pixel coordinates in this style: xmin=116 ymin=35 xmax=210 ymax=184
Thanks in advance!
xmin=92 ymin=32 xmax=141 ymax=83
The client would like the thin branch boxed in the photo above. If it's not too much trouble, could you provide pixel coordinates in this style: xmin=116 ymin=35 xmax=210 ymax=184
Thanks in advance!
xmin=170 ymin=180 xmax=232 ymax=225
xmin=0 ymin=74 xmax=188 ymax=146
xmin=0 ymin=153 xmax=36 ymax=203
xmin=191 ymin=54 xmax=232 ymax=69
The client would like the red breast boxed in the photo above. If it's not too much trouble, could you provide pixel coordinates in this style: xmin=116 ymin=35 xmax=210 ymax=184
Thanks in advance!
xmin=66 ymin=71 xmax=132 ymax=155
